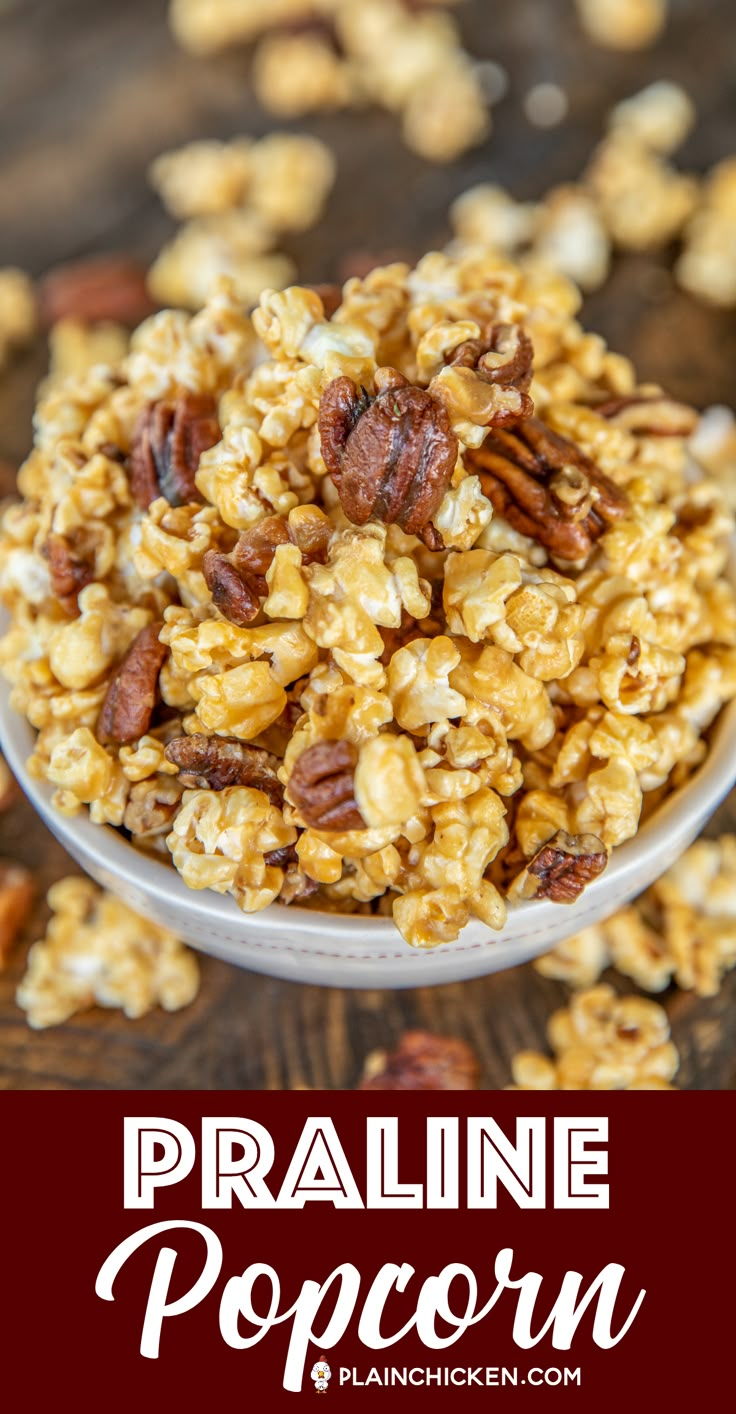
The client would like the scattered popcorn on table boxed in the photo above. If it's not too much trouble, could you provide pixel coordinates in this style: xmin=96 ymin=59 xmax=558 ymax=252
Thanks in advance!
xmin=0 ymin=266 xmax=37 ymax=371
xmin=509 ymin=985 xmax=679 ymax=1089
xmin=168 ymin=0 xmax=491 ymax=163
xmin=537 ymin=836 xmax=736 ymax=998
xmin=2 ymin=245 xmax=736 ymax=950
xmin=15 ymin=876 xmax=199 ymax=1028
xmin=147 ymin=132 xmax=335 ymax=311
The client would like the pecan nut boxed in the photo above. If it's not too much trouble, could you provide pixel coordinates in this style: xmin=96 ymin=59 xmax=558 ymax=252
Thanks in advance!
xmin=202 ymin=550 xmax=261 ymax=626
xmin=596 ymin=393 xmax=698 ymax=437
xmin=130 ymin=393 xmax=221 ymax=508
xmin=359 ymin=1031 xmax=480 ymax=1090
xmin=510 ymin=829 xmax=608 ymax=904
xmin=0 ymin=860 xmax=34 ymax=969
xmin=318 ymin=368 xmax=458 ymax=550
xmin=287 ymin=739 xmax=364 ymax=830
xmin=97 ymin=622 xmax=167 ymax=744
xmin=38 ymin=255 xmax=156 ymax=328
xmin=471 ymin=416 xmax=628 ymax=565
xmin=164 ymin=735 xmax=284 ymax=805
xmin=447 ymin=320 xmax=535 ymax=424
xmin=43 ymin=532 xmax=94 ymax=615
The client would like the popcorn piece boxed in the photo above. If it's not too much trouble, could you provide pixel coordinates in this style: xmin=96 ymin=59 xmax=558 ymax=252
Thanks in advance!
xmin=149 ymin=138 xmax=255 ymax=219
xmin=575 ymin=0 xmax=668 ymax=51
xmin=676 ymin=157 xmax=736 ymax=307
xmin=588 ymin=134 xmax=698 ymax=252
xmin=533 ymin=186 xmax=611 ymax=292
xmin=0 ymin=266 xmax=37 ymax=370
xmin=148 ymin=214 xmax=295 ymax=311
xmin=353 ymin=734 xmax=426 ymax=828
xmin=607 ymin=81 xmax=695 ymax=156
xmin=16 ymin=876 xmax=198 ymax=1027
xmin=510 ymin=985 xmax=679 ymax=1090
xmin=167 ymin=786 xmax=295 ymax=910
xmin=253 ymin=32 xmax=354 ymax=117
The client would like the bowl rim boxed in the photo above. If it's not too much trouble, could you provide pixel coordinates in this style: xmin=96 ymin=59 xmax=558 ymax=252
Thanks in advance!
xmin=2 ymin=665 xmax=736 ymax=975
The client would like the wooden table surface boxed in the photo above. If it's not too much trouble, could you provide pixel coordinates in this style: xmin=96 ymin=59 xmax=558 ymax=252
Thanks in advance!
xmin=1 ymin=0 xmax=735 ymax=1090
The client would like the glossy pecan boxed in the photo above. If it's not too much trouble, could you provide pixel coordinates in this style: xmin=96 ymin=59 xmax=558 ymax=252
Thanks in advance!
xmin=38 ymin=255 xmax=155 ymax=328
xmin=511 ymin=829 xmax=608 ymax=904
xmin=202 ymin=550 xmax=261 ymax=626
xmin=318 ymin=368 xmax=458 ymax=550
xmin=359 ymin=1031 xmax=480 ymax=1091
xmin=44 ymin=532 xmax=94 ymax=615
xmin=471 ymin=416 xmax=628 ymax=565
xmin=97 ymin=622 xmax=167 ymax=744
xmin=288 ymin=739 xmax=364 ymax=830
xmin=596 ymin=393 xmax=698 ymax=437
xmin=130 ymin=393 xmax=220 ymax=509
xmin=448 ymin=320 xmax=535 ymax=423
xmin=164 ymin=735 xmax=284 ymax=805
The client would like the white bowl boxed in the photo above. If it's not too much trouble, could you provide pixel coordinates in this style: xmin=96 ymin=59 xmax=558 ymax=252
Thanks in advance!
xmin=2 ymin=670 xmax=735 ymax=988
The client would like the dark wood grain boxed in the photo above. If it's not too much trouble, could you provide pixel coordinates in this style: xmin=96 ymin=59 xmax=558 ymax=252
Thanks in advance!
xmin=1 ymin=0 xmax=735 ymax=1090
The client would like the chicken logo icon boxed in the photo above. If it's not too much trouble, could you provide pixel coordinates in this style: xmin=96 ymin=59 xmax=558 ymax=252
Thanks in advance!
xmin=310 ymin=1358 xmax=332 ymax=1394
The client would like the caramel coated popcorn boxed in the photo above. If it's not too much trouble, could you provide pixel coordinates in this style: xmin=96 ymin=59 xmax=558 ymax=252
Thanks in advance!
xmin=510 ymin=985 xmax=679 ymax=1090
xmin=538 ymin=835 xmax=736 ymax=998
xmin=16 ymin=876 xmax=199 ymax=1028
xmin=2 ymin=249 xmax=735 ymax=949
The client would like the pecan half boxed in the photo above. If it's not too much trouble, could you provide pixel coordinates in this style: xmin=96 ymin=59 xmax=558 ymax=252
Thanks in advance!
xmin=448 ymin=321 xmax=535 ymax=424
xmin=202 ymin=550 xmax=260 ymax=626
xmin=596 ymin=393 xmax=698 ymax=437
xmin=318 ymin=369 xmax=458 ymax=550
xmin=43 ymin=532 xmax=94 ymax=615
xmin=288 ymin=739 xmax=364 ymax=830
xmin=510 ymin=829 xmax=608 ymax=904
xmin=38 ymin=255 xmax=155 ymax=328
xmin=359 ymin=1031 xmax=480 ymax=1091
xmin=471 ymin=416 xmax=628 ymax=565
xmin=97 ymin=623 xmax=167 ymax=744
xmin=130 ymin=393 xmax=221 ymax=508
xmin=164 ymin=735 xmax=284 ymax=805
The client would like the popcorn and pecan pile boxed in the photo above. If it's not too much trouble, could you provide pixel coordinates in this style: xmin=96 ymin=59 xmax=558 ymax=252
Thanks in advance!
xmin=537 ymin=834 xmax=736 ymax=997
xmin=1 ymin=248 xmax=735 ymax=949
xmin=168 ymin=0 xmax=490 ymax=164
